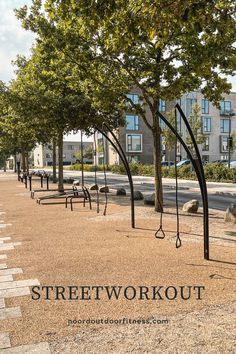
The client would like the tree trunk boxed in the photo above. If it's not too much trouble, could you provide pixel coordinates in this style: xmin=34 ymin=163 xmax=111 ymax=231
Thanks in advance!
xmin=57 ymin=130 xmax=64 ymax=192
xmin=14 ymin=155 xmax=17 ymax=173
xmin=21 ymin=149 xmax=26 ymax=172
xmin=152 ymin=124 xmax=163 ymax=212
xmin=52 ymin=140 xmax=57 ymax=183
xmin=25 ymin=151 xmax=29 ymax=174
xmin=3 ymin=160 xmax=6 ymax=172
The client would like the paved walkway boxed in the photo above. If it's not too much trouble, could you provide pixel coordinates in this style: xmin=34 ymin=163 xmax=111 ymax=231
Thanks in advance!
xmin=0 ymin=207 xmax=49 ymax=353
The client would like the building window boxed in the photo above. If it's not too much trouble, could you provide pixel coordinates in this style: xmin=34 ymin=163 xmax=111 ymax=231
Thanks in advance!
xmin=202 ymin=137 xmax=209 ymax=151
xmin=201 ymin=99 xmax=209 ymax=114
xmin=127 ymin=155 xmax=139 ymax=163
xmin=186 ymin=98 xmax=197 ymax=115
xmin=159 ymin=99 xmax=166 ymax=112
xmin=67 ymin=145 xmax=74 ymax=150
xmin=126 ymin=134 xmax=142 ymax=152
xmin=126 ymin=115 xmax=139 ymax=130
xmin=220 ymin=136 xmax=228 ymax=153
xmin=220 ymin=101 xmax=232 ymax=115
xmin=220 ymin=119 xmax=230 ymax=133
xmin=45 ymin=153 xmax=51 ymax=159
xmin=126 ymin=93 xmax=139 ymax=105
xmin=202 ymin=117 xmax=211 ymax=133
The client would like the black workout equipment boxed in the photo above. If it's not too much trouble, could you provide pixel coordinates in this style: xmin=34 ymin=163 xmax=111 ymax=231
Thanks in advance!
xmin=65 ymin=186 xmax=92 ymax=211
xmin=66 ymin=130 xmax=93 ymax=212
xmin=81 ymin=130 xmax=84 ymax=186
xmin=70 ymin=129 xmax=108 ymax=215
xmin=101 ymin=132 xmax=108 ymax=216
xmin=96 ymin=123 xmax=135 ymax=228
xmin=174 ymin=109 xmax=181 ymax=249
xmin=93 ymin=132 xmax=100 ymax=213
xmin=156 ymin=104 xmax=209 ymax=260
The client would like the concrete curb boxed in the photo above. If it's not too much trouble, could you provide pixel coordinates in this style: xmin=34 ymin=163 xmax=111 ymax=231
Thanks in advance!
xmin=216 ymin=192 xmax=236 ymax=197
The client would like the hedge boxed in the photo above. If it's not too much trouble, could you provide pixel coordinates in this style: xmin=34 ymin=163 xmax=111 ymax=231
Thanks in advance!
xmin=70 ymin=164 xmax=112 ymax=172
xmin=70 ymin=162 xmax=236 ymax=182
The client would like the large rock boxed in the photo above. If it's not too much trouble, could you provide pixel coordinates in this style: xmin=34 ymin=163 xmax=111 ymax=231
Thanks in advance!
xmin=116 ymin=188 xmax=126 ymax=196
xmin=225 ymin=203 xmax=236 ymax=223
xmin=132 ymin=191 xmax=144 ymax=200
xmin=90 ymin=184 xmax=98 ymax=190
xmin=144 ymin=193 xmax=155 ymax=205
xmin=183 ymin=199 xmax=199 ymax=213
xmin=100 ymin=186 xmax=109 ymax=193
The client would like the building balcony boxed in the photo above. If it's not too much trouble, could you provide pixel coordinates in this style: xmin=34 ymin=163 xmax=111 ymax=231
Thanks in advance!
xmin=220 ymin=109 xmax=235 ymax=116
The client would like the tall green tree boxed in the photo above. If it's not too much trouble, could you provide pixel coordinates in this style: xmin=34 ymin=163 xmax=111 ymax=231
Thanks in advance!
xmin=186 ymin=104 xmax=207 ymax=154
xmin=0 ymin=80 xmax=38 ymax=172
xmin=17 ymin=0 xmax=236 ymax=211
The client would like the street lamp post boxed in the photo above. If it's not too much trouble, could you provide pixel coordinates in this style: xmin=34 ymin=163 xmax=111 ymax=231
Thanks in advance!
xmin=227 ymin=112 xmax=235 ymax=168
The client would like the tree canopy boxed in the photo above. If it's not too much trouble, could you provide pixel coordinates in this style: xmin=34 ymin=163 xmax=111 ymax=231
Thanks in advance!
xmin=12 ymin=0 xmax=236 ymax=207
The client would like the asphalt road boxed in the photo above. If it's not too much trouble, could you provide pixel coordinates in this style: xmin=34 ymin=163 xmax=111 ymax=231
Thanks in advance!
xmin=60 ymin=171 xmax=235 ymax=212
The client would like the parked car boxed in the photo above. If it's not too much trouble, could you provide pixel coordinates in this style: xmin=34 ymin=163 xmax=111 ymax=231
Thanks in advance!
xmin=212 ymin=159 xmax=228 ymax=165
xmin=161 ymin=161 xmax=174 ymax=167
xmin=175 ymin=159 xmax=191 ymax=167
xmin=230 ymin=161 xmax=236 ymax=169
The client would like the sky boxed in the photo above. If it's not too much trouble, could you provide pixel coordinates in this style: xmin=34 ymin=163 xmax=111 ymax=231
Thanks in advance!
xmin=0 ymin=0 xmax=236 ymax=141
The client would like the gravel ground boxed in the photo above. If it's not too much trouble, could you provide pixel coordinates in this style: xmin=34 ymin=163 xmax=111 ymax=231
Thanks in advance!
xmin=0 ymin=172 xmax=235 ymax=353
xmin=49 ymin=303 xmax=236 ymax=354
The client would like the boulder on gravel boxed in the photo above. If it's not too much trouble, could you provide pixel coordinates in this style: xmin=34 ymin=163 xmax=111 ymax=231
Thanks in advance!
xmin=100 ymin=186 xmax=109 ymax=193
xmin=183 ymin=199 xmax=199 ymax=213
xmin=132 ymin=191 xmax=144 ymax=200
xmin=144 ymin=193 xmax=155 ymax=205
xmin=116 ymin=188 xmax=126 ymax=196
xmin=225 ymin=203 xmax=236 ymax=223
xmin=90 ymin=184 xmax=98 ymax=190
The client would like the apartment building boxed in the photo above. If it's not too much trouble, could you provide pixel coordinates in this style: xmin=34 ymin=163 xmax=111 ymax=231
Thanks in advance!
xmin=97 ymin=89 xmax=236 ymax=165
xmin=178 ymin=91 xmax=236 ymax=162
xmin=34 ymin=141 xmax=93 ymax=167
xmin=96 ymin=87 xmax=174 ymax=165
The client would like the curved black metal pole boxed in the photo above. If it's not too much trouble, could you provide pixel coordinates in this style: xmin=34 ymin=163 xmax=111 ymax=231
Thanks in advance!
xmin=175 ymin=104 xmax=209 ymax=260
xmin=80 ymin=130 xmax=84 ymax=186
xmin=156 ymin=110 xmax=209 ymax=260
xmin=95 ymin=126 xmax=135 ymax=228
xmin=102 ymin=123 xmax=135 ymax=228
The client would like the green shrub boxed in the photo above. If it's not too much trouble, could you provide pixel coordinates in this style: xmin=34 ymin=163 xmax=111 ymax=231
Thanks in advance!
xmin=204 ymin=163 xmax=231 ymax=181
xmin=110 ymin=164 xmax=126 ymax=174
xmin=70 ymin=164 xmax=111 ymax=172
xmin=138 ymin=164 xmax=154 ymax=176
xmin=71 ymin=162 xmax=236 ymax=182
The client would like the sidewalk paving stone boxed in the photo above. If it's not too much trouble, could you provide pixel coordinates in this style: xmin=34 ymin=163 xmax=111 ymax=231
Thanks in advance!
xmin=0 ymin=269 xmax=23 ymax=276
xmin=0 ymin=298 xmax=5 ymax=308
xmin=0 ymin=342 xmax=50 ymax=353
xmin=0 ymin=287 xmax=31 ymax=299
xmin=0 ymin=275 xmax=13 ymax=283
xmin=0 ymin=307 xmax=21 ymax=320
xmin=0 ymin=264 xmax=7 ymax=270
xmin=0 ymin=333 xmax=11 ymax=349
xmin=0 ymin=279 xmax=40 ymax=291
xmin=0 ymin=224 xmax=12 ymax=229
xmin=0 ymin=255 xmax=7 ymax=260
xmin=0 ymin=245 xmax=15 ymax=251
